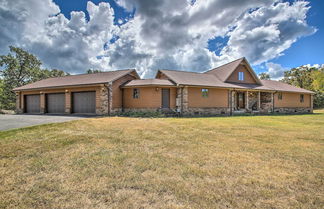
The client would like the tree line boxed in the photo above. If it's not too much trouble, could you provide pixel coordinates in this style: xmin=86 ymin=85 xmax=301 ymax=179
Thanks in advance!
xmin=0 ymin=46 xmax=323 ymax=110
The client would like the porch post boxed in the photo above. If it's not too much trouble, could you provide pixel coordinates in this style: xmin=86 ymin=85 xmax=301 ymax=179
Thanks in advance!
xmin=228 ymin=90 xmax=232 ymax=115
xmin=258 ymin=91 xmax=261 ymax=111
xmin=310 ymin=94 xmax=314 ymax=113
xmin=246 ymin=91 xmax=249 ymax=111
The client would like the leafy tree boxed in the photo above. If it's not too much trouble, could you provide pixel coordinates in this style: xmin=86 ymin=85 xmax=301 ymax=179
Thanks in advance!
xmin=0 ymin=46 xmax=68 ymax=110
xmin=87 ymin=69 xmax=102 ymax=74
xmin=281 ymin=65 xmax=324 ymax=108
xmin=258 ymin=72 xmax=270 ymax=80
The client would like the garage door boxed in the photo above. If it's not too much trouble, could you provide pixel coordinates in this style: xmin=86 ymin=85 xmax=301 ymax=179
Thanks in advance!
xmin=25 ymin=95 xmax=40 ymax=113
xmin=72 ymin=92 xmax=96 ymax=114
xmin=46 ymin=93 xmax=65 ymax=114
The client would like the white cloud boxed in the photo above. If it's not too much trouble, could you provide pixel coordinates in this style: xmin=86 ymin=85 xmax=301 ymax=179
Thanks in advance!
xmin=265 ymin=62 xmax=288 ymax=80
xmin=0 ymin=0 xmax=317 ymax=77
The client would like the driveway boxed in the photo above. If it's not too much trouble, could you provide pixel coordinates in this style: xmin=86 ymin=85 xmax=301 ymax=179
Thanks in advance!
xmin=0 ymin=114 xmax=92 ymax=131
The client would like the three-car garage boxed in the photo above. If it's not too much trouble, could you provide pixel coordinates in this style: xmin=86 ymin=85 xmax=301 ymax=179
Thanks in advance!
xmin=24 ymin=91 xmax=97 ymax=114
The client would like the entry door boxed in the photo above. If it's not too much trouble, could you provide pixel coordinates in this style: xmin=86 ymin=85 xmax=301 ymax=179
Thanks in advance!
xmin=237 ymin=92 xmax=245 ymax=109
xmin=161 ymin=88 xmax=170 ymax=108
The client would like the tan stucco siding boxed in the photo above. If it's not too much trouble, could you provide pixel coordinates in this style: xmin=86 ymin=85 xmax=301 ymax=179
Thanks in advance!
xmin=188 ymin=87 xmax=228 ymax=108
xmin=19 ymin=86 xmax=102 ymax=111
xmin=227 ymin=65 xmax=257 ymax=84
xmin=124 ymin=87 xmax=176 ymax=109
xmin=112 ymin=74 xmax=137 ymax=109
xmin=274 ymin=92 xmax=311 ymax=108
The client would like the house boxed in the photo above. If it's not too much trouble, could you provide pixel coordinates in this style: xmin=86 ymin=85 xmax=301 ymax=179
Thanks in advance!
xmin=13 ymin=58 xmax=314 ymax=116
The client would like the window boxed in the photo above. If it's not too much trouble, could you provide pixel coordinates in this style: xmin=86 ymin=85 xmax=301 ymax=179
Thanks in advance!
xmin=300 ymin=94 xmax=304 ymax=103
xmin=133 ymin=88 xmax=140 ymax=99
xmin=278 ymin=92 xmax=282 ymax=100
xmin=202 ymin=88 xmax=208 ymax=98
xmin=238 ymin=72 xmax=244 ymax=81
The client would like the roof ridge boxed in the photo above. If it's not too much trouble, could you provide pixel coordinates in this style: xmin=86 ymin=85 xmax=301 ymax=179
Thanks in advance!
xmin=204 ymin=57 xmax=244 ymax=73
xmin=159 ymin=69 xmax=208 ymax=75
xmin=62 ymin=69 xmax=134 ymax=78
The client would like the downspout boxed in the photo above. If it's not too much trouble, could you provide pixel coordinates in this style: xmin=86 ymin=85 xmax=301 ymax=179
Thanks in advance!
xmin=121 ymin=88 xmax=124 ymax=112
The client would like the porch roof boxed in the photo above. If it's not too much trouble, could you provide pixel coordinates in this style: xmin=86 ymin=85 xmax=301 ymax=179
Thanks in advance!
xmin=123 ymin=79 xmax=175 ymax=87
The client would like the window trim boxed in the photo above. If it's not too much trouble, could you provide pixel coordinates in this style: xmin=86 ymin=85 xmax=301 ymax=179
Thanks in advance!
xmin=133 ymin=88 xmax=140 ymax=99
xmin=238 ymin=71 xmax=244 ymax=81
xmin=278 ymin=92 xmax=282 ymax=100
xmin=300 ymin=94 xmax=304 ymax=103
xmin=201 ymin=88 xmax=209 ymax=98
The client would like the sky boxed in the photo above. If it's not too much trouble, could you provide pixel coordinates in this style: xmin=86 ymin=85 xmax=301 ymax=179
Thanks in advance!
xmin=0 ymin=0 xmax=323 ymax=79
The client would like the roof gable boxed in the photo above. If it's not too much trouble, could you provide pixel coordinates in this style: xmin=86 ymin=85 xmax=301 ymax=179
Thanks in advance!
xmin=205 ymin=57 xmax=261 ymax=85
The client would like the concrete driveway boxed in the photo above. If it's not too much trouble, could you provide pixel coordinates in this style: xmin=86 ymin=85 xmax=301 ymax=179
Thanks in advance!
xmin=0 ymin=114 xmax=92 ymax=131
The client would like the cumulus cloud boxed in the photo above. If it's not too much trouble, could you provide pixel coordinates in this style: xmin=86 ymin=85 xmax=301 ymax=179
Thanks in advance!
xmin=265 ymin=62 xmax=288 ymax=80
xmin=221 ymin=1 xmax=317 ymax=65
xmin=0 ymin=0 xmax=317 ymax=76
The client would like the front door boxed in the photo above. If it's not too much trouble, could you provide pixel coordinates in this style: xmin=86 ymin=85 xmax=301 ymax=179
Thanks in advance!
xmin=237 ymin=92 xmax=245 ymax=109
xmin=161 ymin=88 xmax=170 ymax=109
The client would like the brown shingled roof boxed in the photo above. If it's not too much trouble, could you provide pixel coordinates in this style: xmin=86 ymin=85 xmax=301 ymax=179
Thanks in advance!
xmin=261 ymin=80 xmax=314 ymax=94
xmin=14 ymin=69 xmax=138 ymax=91
xmin=123 ymin=79 xmax=175 ymax=87
xmin=157 ymin=69 xmax=237 ymax=88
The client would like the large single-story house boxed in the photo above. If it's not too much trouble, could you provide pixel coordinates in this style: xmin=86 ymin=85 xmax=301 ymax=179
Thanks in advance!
xmin=14 ymin=58 xmax=314 ymax=116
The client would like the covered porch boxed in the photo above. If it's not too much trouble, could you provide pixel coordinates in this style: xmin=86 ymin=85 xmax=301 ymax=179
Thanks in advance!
xmin=229 ymin=90 xmax=275 ymax=114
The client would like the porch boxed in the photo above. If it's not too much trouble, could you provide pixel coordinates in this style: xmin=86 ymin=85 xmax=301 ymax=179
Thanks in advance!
xmin=230 ymin=90 xmax=274 ymax=114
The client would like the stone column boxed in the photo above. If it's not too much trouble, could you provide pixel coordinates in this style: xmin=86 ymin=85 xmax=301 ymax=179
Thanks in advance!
xmin=232 ymin=91 xmax=236 ymax=111
xmin=40 ymin=92 xmax=45 ymax=114
xmin=65 ymin=90 xmax=71 ymax=114
xmin=271 ymin=92 xmax=274 ymax=112
xmin=97 ymin=85 xmax=109 ymax=115
xmin=258 ymin=91 xmax=261 ymax=111
xmin=108 ymin=82 xmax=113 ymax=115
xmin=15 ymin=92 xmax=23 ymax=113
xmin=176 ymin=87 xmax=182 ymax=113
xmin=182 ymin=86 xmax=188 ymax=114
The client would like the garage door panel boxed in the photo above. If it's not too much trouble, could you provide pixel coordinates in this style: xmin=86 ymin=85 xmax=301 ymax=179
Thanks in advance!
xmin=25 ymin=95 xmax=40 ymax=113
xmin=72 ymin=92 xmax=96 ymax=114
xmin=47 ymin=93 xmax=65 ymax=113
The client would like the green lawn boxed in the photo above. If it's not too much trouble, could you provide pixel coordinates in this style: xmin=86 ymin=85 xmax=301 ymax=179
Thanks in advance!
xmin=0 ymin=110 xmax=324 ymax=208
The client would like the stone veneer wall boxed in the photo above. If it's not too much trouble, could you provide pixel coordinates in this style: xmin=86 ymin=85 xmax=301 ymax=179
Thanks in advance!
xmin=274 ymin=107 xmax=312 ymax=114
xmin=96 ymin=85 xmax=109 ymax=115
xmin=184 ymin=107 xmax=230 ymax=116
xmin=248 ymin=92 xmax=258 ymax=111
xmin=260 ymin=92 xmax=272 ymax=113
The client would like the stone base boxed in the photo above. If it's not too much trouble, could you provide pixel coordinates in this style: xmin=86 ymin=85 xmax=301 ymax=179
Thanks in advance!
xmin=183 ymin=107 xmax=230 ymax=116
xmin=15 ymin=108 xmax=24 ymax=114
xmin=274 ymin=107 xmax=312 ymax=114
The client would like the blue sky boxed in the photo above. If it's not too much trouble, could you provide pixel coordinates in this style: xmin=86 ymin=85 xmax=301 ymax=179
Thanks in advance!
xmin=1 ymin=0 xmax=323 ymax=78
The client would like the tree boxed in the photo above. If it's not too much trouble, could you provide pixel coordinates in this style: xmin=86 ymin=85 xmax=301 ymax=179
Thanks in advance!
xmin=0 ymin=46 xmax=68 ymax=110
xmin=281 ymin=65 xmax=324 ymax=108
xmin=87 ymin=69 xmax=102 ymax=74
xmin=258 ymin=72 xmax=271 ymax=80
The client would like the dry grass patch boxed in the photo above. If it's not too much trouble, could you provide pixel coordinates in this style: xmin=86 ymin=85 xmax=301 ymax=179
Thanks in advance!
xmin=0 ymin=110 xmax=324 ymax=208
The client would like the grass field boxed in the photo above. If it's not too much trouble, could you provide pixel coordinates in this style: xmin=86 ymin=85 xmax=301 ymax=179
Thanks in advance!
xmin=0 ymin=110 xmax=323 ymax=208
